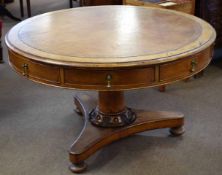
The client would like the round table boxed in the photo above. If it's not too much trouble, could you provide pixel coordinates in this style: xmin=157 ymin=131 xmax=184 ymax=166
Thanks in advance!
xmin=6 ymin=6 xmax=216 ymax=173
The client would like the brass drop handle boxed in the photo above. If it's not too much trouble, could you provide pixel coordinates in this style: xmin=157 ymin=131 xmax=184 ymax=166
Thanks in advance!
xmin=190 ymin=59 xmax=197 ymax=73
xmin=106 ymin=74 xmax=112 ymax=88
xmin=22 ymin=63 xmax=29 ymax=77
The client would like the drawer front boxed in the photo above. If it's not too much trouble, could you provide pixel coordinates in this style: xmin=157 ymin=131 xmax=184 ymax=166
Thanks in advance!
xmin=9 ymin=51 xmax=61 ymax=85
xmin=159 ymin=47 xmax=212 ymax=82
xmin=8 ymin=46 xmax=213 ymax=90
xmin=63 ymin=67 xmax=155 ymax=90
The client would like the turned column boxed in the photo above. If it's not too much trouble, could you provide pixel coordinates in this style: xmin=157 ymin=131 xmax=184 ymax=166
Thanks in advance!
xmin=98 ymin=91 xmax=125 ymax=114
xmin=89 ymin=91 xmax=136 ymax=127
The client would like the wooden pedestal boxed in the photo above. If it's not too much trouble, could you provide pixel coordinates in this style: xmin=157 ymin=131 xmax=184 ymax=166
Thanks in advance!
xmin=69 ymin=92 xmax=184 ymax=173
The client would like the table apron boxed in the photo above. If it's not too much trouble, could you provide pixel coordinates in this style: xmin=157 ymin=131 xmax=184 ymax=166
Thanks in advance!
xmin=8 ymin=45 xmax=213 ymax=91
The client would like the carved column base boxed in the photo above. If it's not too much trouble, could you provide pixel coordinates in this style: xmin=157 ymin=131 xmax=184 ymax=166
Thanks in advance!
xmin=89 ymin=107 xmax=136 ymax=127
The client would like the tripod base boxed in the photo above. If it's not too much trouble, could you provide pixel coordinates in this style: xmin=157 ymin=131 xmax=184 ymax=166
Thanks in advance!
xmin=69 ymin=93 xmax=184 ymax=173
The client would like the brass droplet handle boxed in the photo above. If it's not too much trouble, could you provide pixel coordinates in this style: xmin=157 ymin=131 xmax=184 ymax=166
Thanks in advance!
xmin=22 ymin=63 xmax=29 ymax=77
xmin=106 ymin=74 xmax=112 ymax=88
xmin=190 ymin=59 xmax=197 ymax=73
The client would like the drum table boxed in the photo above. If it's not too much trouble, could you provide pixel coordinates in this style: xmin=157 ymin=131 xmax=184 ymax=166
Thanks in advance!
xmin=6 ymin=6 xmax=216 ymax=173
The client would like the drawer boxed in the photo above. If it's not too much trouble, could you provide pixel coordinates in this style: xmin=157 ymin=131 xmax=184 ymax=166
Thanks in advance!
xmin=9 ymin=51 xmax=61 ymax=85
xmin=63 ymin=67 xmax=155 ymax=90
xmin=159 ymin=48 xmax=212 ymax=82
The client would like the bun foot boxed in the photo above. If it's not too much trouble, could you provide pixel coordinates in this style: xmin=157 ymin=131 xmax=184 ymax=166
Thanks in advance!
xmin=158 ymin=85 xmax=166 ymax=92
xmin=69 ymin=162 xmax=87 ymax=173
xmin=170 ymin=126 xmax=185 ymax=136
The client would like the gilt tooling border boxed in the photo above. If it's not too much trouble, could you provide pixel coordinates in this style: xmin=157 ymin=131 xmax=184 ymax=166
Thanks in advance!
xmin=5 ymin=6 xmax=216 ymax=68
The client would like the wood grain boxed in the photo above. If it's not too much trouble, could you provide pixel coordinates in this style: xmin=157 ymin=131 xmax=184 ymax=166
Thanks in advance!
xmin=6 ymin=6 xmax=216 ymax=68
xmin=7 ymin=46 xmax=213 ymax=90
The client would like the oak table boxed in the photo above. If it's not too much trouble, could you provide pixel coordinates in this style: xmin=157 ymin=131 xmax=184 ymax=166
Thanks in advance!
xmin=6 ymin=6 xmax=216 ymax=173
